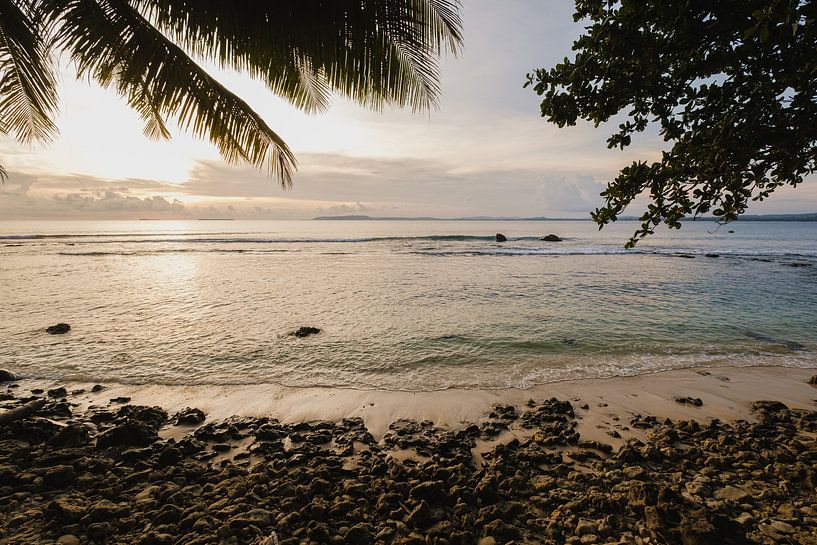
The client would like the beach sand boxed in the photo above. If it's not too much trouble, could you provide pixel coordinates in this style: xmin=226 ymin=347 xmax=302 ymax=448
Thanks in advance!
xmin=2 ymin=364 xmax=817 ymax=545
xmin=17 ymin=365 xmax=816 ymax=439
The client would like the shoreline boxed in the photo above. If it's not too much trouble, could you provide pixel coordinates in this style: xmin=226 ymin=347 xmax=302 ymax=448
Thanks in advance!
xmin=13 ymin=365 xmax=817 ymax=439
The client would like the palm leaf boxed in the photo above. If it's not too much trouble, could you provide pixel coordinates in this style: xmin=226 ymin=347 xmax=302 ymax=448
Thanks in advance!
xmin=131 ymin=0 xmax=463 ymax=113
xmin=45 ymin=0 xmax=297 ymax=186
xmin=0 ymin=0 xmax=58 ymax=144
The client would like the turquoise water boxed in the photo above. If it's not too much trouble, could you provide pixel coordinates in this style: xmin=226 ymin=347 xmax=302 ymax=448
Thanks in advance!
xmin=1 ymin=219 xmax=815 ymax=389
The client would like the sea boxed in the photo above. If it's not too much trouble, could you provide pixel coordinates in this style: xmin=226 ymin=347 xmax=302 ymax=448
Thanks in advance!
xmin=1 ymin=219 xmax=815 ymax=390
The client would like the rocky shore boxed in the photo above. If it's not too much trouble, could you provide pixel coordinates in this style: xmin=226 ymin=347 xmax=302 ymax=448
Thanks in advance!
xmin=2 ymin=375 xmax=817 ymax=545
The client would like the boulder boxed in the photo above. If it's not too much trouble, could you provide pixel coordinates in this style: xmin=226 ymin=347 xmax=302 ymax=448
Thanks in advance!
xmin=0 ymin=369 xmax=17 ymax=382
xmin=540 ymin=234 xmax=562 ymax=242
xmin=96 ymin=421 xmax=159 ymax=449
xmin=291 ymin=326 xmax=321 ymax=338
xmin=809 ymin=375 xmax=817 ymax=385
xmin=495 ymin=233 xmax=507 ymax=242
xmin=173 ymin=407 xmax=206 ymax=426
xmin=46 ymin=323 xmax=71 ymax=334
xmin=48 ymin=387 xmax=67 ymax=398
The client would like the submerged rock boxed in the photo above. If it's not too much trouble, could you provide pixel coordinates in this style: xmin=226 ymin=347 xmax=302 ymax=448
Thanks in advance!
xmin=0 ymin=369 xmax=17 ymax=382
xmin=291 ymin=326 xmax=321 ymax=338
xmin=540 ymin=234 xmax=562 ymax=242
xmin=495 ymin=233 xmax=507 ymax=242
xmin=809 ymin=375 xmax=817 ymax=385
xmin=46 ymin=323 xmax=71 ymax=334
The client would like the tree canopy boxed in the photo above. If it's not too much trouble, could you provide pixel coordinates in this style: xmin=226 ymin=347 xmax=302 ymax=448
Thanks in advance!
xmin=0 ymin=0 xmax=462 ymax=185
xmin=527 ymin=0 xmax=817 ymax=246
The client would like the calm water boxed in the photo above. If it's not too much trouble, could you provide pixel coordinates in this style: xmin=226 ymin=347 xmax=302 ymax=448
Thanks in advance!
xmin=1 ymin=220 xmax=815 ymax=390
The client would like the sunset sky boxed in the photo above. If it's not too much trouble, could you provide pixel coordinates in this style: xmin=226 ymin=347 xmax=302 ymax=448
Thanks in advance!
xmin=1 ymin=0 xmax=814 ymax=220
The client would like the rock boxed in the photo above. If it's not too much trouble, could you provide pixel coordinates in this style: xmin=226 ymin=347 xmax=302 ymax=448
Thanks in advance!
xmin=576 ymin=519 xmax=597 ymax=536
xmin=407 ymin=500 xmax=433 ymax=529
xmin=47 ymin=387 xmax=67 ymax=398
xmin=675 ymin=396 xmax=703 ymax=407
xmin=809 ymin=375 xmax=817 ymax=385
xmin=344 ymin=523 xmax=372 ymax=544
xmin=750 ymin=400 xmax=788 ymax=413
xmin=43 ymin=465 xmax=77 ymax=488
xmin=110 ymin=396 xmax=131 ymax=404
xmin=495 ymin=233 xmax=507 ymax=242
xmin=91 ymin=384 xmax=104 ymax=392
xmin=96 ymin=421 xmax=159 ymax=448
xmin=0 ymin=369 xmax=17 ymax=382
xmin=540 ymin=234 xmax=562 ymax=242
xmin=290 ymin=326 xmax=321 ymax=338
xmin=46 ymin=323 xmax=71 ymax=334
xmin=56 ymin=535 xmax=81 ymax=545
xmin=173 ymin=407 xmax=206 ymax=426
xmin=705 ymin=253 xmax=720 ymax=258
xmin=714 ymin=485 xmax=751 ymax=503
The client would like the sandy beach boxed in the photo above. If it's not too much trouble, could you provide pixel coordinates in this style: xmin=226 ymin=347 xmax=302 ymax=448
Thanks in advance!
xmin=16 ymin=365 xmax=817 ymax=440
xmin=2 ymin=364 xmax=817 ymax=544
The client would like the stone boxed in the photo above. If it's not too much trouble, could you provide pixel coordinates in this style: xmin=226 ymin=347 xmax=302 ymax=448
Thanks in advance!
xmin=675 ymin=396 xmax=703 ymax=406
xmin=291 ymin=326 xmax=321 ymax=338
xmin=540 ymin=234 xmax=562 ymax=242
xmin=495 ymin=233 xmax=507 ymax=242
xmin=750 ymin=400 xmax=788 ymax=412
xmin=47 ymin=387 xmax=67 ymax=398
xmin=96 ymin=421 xmax=158 ymax=448
xmin=43 ymin=465 xmax=76 ymax=488
xmin=809 ymin=375 xmax=817 ymax=385
xmin=713 ymin=485 xmax=750 ymax=503
xmin=173 ymin=407 xmax=206 ymax=426
xmin=46 ymin=323 xmax=71 ymax=334
xmin=56 ymin=535 xmax=81 ymax=545
xmin=0 ymin=369 xmax=17 ymax=382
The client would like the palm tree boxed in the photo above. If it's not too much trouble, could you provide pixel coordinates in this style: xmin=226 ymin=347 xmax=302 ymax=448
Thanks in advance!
xmin=0 ymin=0 xmax=462 ymax=185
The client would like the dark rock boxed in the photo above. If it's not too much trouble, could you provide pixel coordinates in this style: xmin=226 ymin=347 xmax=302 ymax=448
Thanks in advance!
xmin=0 ymin=369 xmax=17 ymax=382
xmin=675 ymin=396 xmax=703 ymax=407
xmin=809 ymin=375 xmax=817 ymax=385
xmin=46 ymin=323 xmax=71 ymax=334
xmin=91 ymin=384 xmax=104 ymax=392
xmin=705 ymin=253 xmax=720 ymax=258
xmin=96 ymin=421 xmax=159 ymax=449
xmin=407 ymin=500 xmax=433 ymax=529
xmin=750 ymin=400 xmax=788 ymax=413
xmin=43 ymin=465 xmax=77 ymax=488
xmin=48 ymin=387 xmax=67 ymax=398
xmin=110 ymin=396 xmax=131 ymax=404
xmin=540 ymin=234 xmax=562 ymax=242
xmin=290 ymin=326 xmax=321 ymax=338
xmin=495 ymin=233 xmax=507 ymax=242
xmin=173 ymin=407 xmax=206 ymax=426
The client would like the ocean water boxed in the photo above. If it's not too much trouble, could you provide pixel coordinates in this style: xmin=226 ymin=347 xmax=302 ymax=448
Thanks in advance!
xmin=1 ymin=219 xmax=815 ymax=390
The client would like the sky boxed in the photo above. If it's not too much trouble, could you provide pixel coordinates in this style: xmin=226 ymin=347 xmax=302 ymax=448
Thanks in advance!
xmin=1 ymin=1 xmax=815 ymax=220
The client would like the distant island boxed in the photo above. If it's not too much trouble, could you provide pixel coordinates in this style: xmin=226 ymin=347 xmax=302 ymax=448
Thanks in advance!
xmin=313 ymin=213 xmax=817 ymax=222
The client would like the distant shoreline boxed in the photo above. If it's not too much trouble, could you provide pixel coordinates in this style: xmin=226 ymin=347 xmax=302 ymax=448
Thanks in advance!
xmin=313 ymin=213 xmax=817 ymax=222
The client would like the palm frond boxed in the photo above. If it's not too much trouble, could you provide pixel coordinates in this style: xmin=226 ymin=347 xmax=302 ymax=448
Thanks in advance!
xmin=0 ymin=0 xmax=58 ymax=144
xmin=131 ymin=0 xmax=463 ymax=113
xmin=45 ymin=0 xmax=296 ymax=185
xmin=0 ymin=162 xmax=7 ymax=182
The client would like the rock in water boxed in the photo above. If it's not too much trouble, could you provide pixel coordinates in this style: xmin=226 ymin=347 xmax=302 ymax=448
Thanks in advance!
xmin=495 ymin=233 xmax=507 ymax=242
xmin=46 ymin=323 xmax=71 ymax=335
xmin=809 ymin=375 xmax=817 ymax=385
xmin=540 ymin=234 xmax=562 ymax=242
xmin=291 ymin=326 xmax=321 ymax=338
xmin=0 ymin=369 xmax=17 ymax=382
